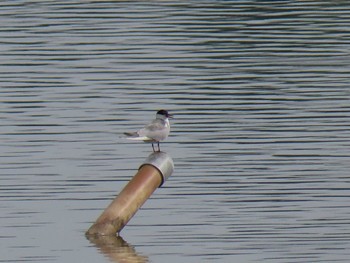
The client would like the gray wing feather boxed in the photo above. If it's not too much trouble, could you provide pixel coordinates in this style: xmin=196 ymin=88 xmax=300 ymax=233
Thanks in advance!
xmin=138 ymin=119 xmax=169 ymax=141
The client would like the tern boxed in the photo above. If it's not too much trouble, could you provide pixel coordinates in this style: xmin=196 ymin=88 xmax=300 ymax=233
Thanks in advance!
xmin=124 ymin=110 xmax=173 ymax=152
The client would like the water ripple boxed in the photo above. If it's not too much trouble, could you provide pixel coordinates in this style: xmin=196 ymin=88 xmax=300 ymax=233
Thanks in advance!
xmin=1 ymin=1 xmax=350 ymax=263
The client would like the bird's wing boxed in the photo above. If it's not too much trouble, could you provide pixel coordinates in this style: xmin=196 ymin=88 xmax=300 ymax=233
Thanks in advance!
xmin=144 ymin=120 xmax=165 ymax=132
xmin=124 ymin=118 xmax=169 ymax=142
xmin=138 ymin=120 xmax=167 ymax=140
xmin=123 ymin=131 xmax=151 ymax=141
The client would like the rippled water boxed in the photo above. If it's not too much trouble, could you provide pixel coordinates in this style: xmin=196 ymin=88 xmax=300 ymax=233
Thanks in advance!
xmin=1 ymin=1 xmax=350 ymax=262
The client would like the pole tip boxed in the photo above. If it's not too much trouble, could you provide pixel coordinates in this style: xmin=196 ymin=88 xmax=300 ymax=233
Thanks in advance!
xmin=140 ymin=152 xmax=174 ymax=187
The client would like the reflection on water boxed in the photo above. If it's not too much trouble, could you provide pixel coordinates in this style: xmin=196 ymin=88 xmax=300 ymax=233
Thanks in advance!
xmin=87 ymin=235 xmax=148 ymax=263
xmin=1 ymin=1 xmax=350 ymax=263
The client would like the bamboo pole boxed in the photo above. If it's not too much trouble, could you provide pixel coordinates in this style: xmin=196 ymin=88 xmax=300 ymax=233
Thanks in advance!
xmin=86 ymin=152 xmax=174 ymax=236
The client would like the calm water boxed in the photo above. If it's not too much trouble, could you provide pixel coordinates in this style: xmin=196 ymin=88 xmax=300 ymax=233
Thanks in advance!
xmin=1 ymin=1 xmax=350 ymax=262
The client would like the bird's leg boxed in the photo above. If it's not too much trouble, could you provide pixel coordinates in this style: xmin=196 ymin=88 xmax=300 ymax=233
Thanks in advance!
xmin=152 ymin=143 xmax=155 ymax=152
xmin=157 ymin=142 xmax=160 ymax=152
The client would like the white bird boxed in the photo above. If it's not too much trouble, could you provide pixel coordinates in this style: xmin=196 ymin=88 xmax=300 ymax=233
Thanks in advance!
xmin=124 ymin=110 xmax=173 ymax=152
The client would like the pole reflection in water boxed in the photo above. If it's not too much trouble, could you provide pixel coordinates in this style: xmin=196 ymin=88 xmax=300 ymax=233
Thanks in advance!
xmin=87 ymin=235 xmax=148 ymax=263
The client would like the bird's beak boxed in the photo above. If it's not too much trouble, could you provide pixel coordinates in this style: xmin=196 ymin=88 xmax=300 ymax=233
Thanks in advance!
xmin=168 ymin=114 xmax=174 ymax=119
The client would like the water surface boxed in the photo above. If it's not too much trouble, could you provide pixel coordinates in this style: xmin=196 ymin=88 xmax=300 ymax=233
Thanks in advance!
xmin=1 ymin=1 xmax=350 ymax=262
